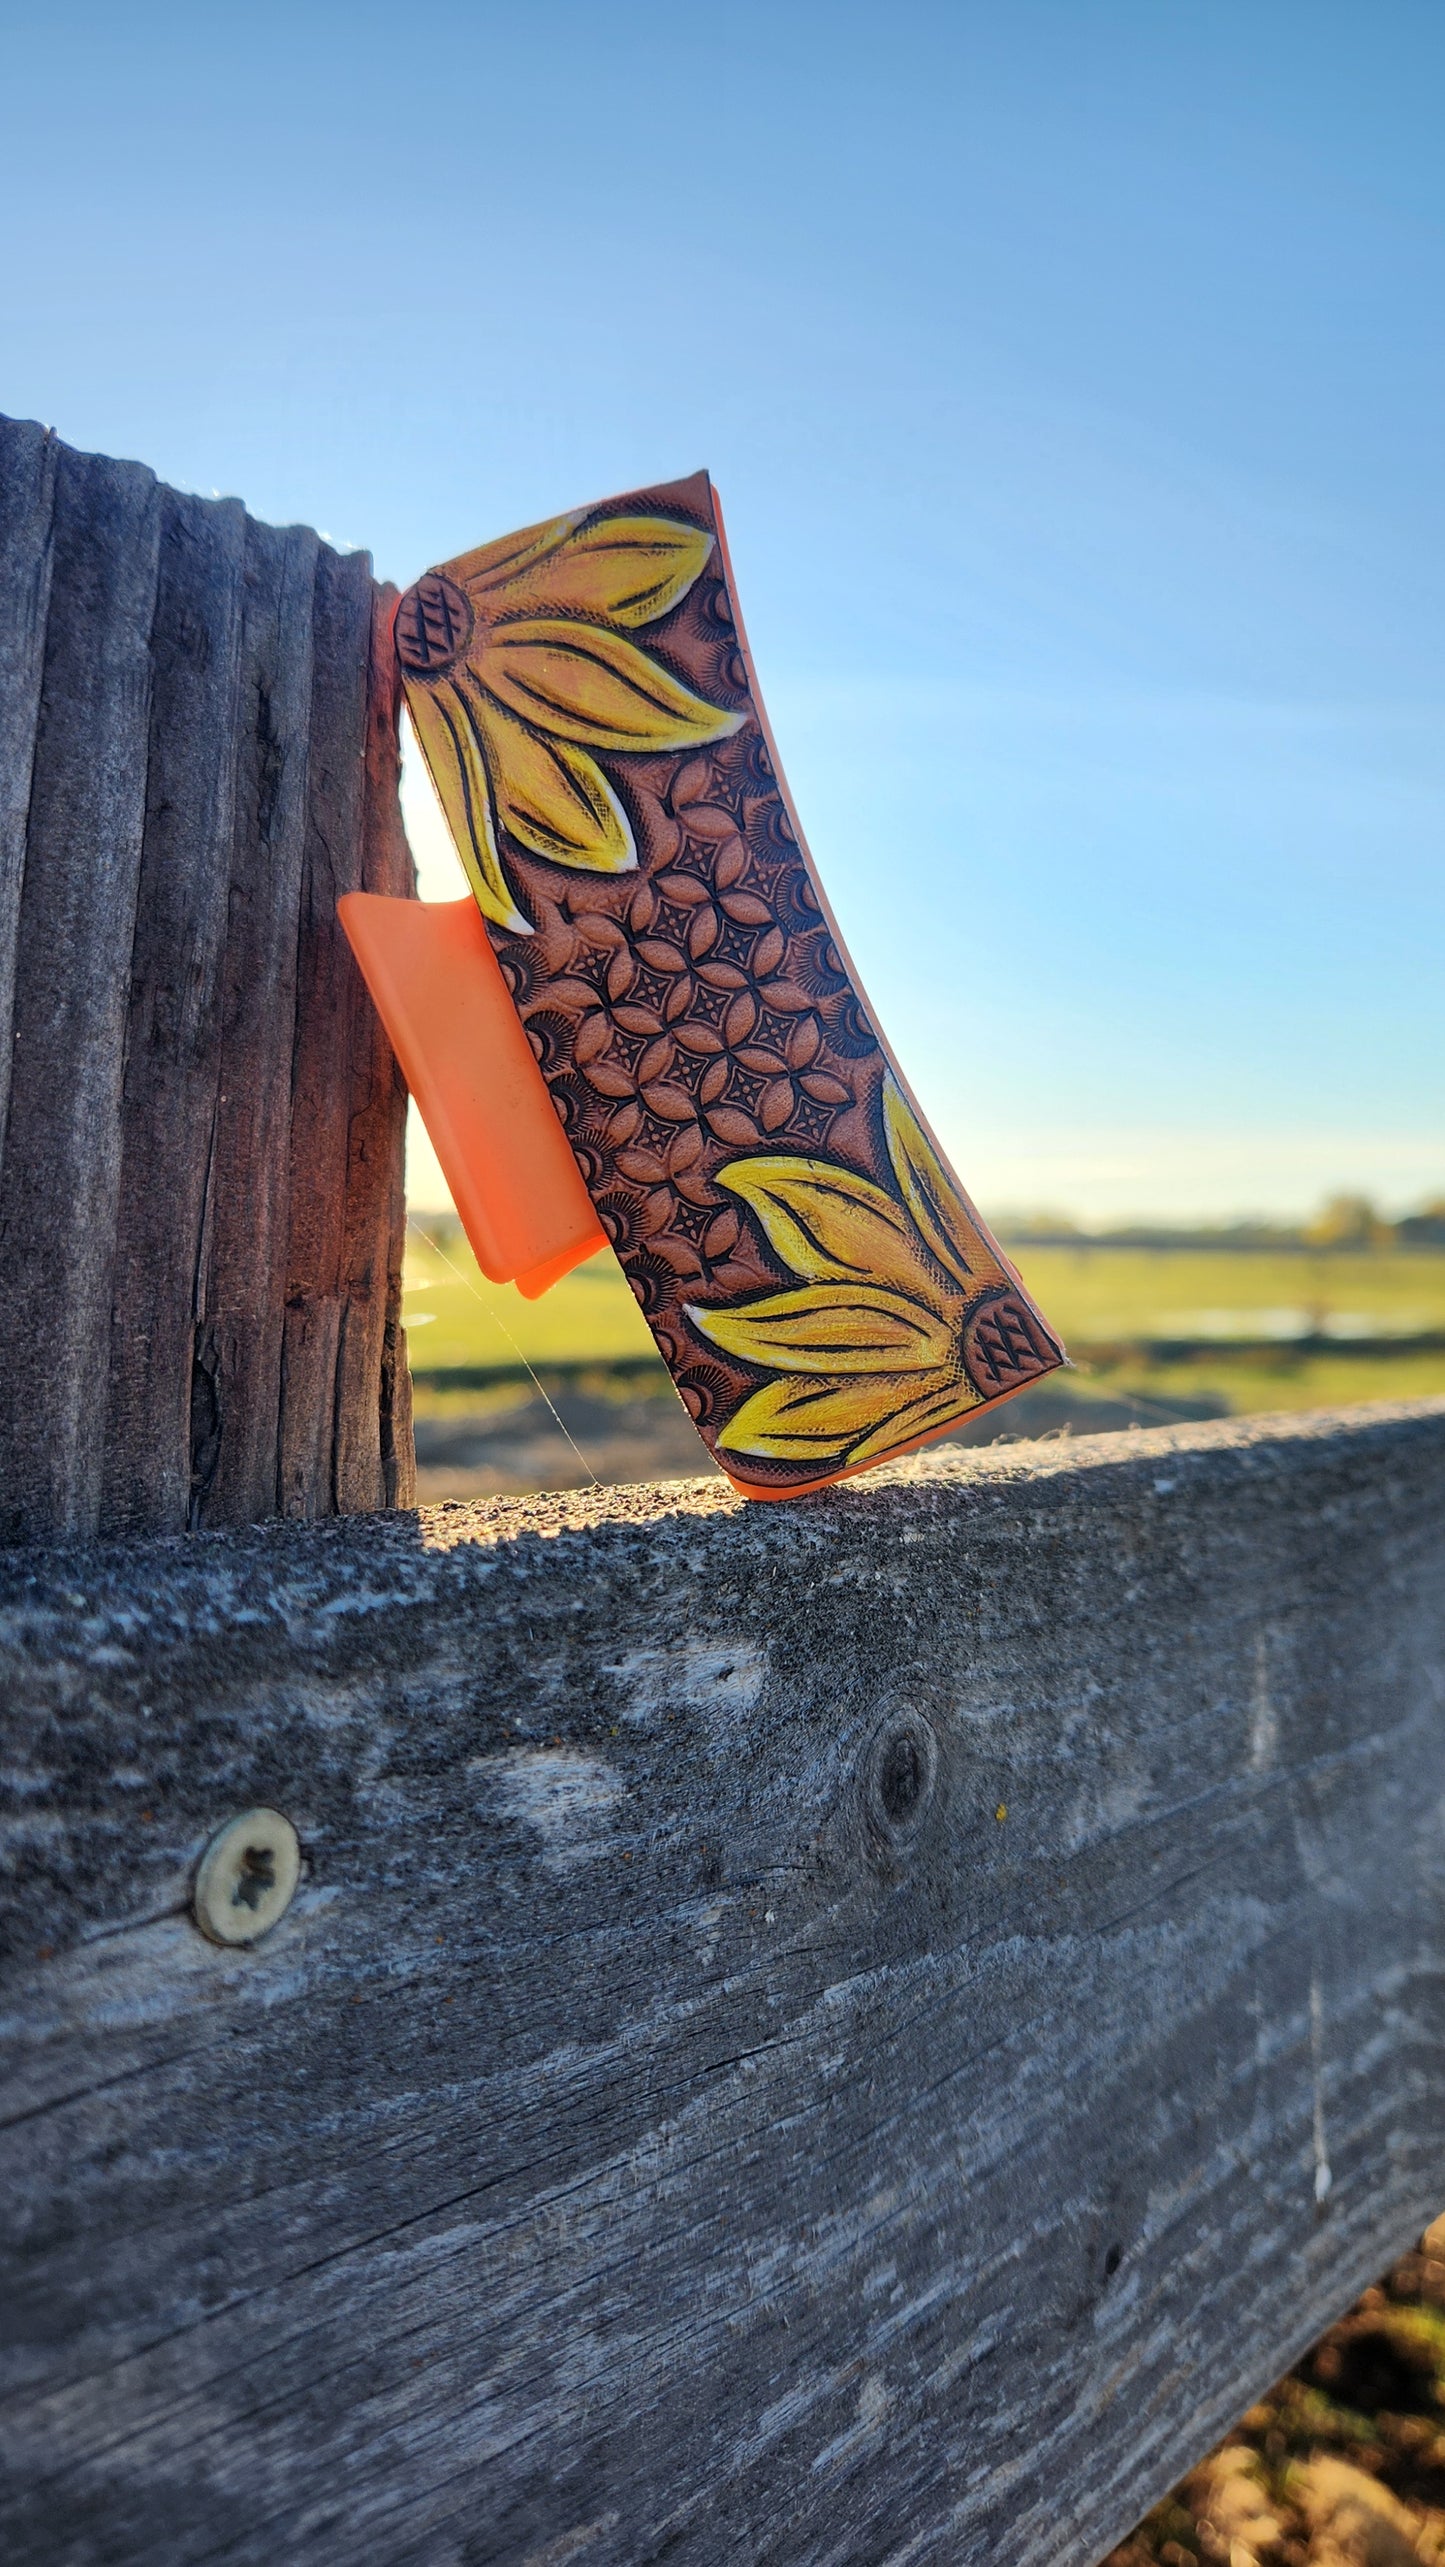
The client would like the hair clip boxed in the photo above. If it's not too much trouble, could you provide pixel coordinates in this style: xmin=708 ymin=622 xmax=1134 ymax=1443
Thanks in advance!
xmin=341 ymin=473 xmax=1064 ymax=1497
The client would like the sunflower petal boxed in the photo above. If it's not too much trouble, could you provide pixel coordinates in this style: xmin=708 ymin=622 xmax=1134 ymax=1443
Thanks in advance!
xmin=844 ymin=1374 xmax=983 ymax=1465
xmin=687 ymin=1283 xmax=950 ymax=1375
xmin=477 ymin=618 xmax=742 ymax=753
xmin=449 ymin=514 xmax=580 ymax=597
xmin=717 ymin=1370 xmax=946 ymax=1463
xmin=883 ymin=1078 xmax=1002 ymax=1294
xmin=469 ymin=692 xmax=635 ymax=873
xmin=482 ymin=515 xmax=714 ymax=629
xmin=715 ymin=1154 xmax=943 ymax=1303
xmin=400 ymin=675 xmax=531 ymax=935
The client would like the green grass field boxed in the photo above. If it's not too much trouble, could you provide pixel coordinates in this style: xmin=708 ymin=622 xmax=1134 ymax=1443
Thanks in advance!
xmin=1009 ymin=1243 xmax=1445 ymax=1342
xmin=404 ymin=1229 xmax=659 ymax=1371
xmin=402 ymin=1225 xmax=1445 ymax=1421
xmin=1008 ymin=1241 xmax=1445 ymax=1420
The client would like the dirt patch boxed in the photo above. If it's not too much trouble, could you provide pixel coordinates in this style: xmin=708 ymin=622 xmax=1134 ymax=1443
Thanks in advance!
xmin=1109 ymin=2225 xmax=1445 ymax=2567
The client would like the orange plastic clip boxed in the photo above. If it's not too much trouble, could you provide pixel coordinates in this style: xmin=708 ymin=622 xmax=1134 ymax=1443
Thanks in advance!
xmin=338 ymin=892 xmax=604 ymax=1298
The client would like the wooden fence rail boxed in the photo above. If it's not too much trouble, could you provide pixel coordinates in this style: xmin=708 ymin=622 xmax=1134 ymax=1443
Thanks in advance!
xmin=4 ymin=1402 xmax=1444 ymax=2565
xmin=0 ymin=414 xmax=413 ymax=1545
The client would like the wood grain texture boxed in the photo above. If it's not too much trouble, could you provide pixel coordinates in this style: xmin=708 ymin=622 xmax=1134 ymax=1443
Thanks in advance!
xmin=0 ymin=416 xmax=57 ymax=1157
xmin=0 ymin=438 xmax=161 ymax=1540
xmin=2 ymin=1404 xmax=1442 ymax=2567
xmin=101 ymin=486 xmax=247 ymax=1533
xmin=338 ymin=581 xmax=415 ymax=1514
xmin=195 ymin=513 xmax=319 ymax=1525
xmin=279 ymin=559 xmax=412 ymax=1518
xmin=279 ymin=541 xmax=373 ymax=1516
xmin=0 ymin=416 xmax=413 ymax=1538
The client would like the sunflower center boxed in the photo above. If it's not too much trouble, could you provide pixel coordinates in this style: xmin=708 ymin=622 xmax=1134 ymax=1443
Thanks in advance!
xmin=962 ymin=1288 xmax=1055 ymax=1395
xmin=395 ymin=573 xmax=475 ymax=679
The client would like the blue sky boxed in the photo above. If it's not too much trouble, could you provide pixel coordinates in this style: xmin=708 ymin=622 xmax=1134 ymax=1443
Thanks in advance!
xmin=4 ymin=0 xmax=1440 ymax=1218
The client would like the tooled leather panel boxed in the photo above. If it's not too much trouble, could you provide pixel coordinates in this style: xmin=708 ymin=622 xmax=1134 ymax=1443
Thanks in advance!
xmin=398 ymin=473 xmax=1062 ymax=1490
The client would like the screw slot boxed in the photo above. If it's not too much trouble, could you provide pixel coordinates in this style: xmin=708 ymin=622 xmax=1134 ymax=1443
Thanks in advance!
xmin=864 ymin=1711 xmax=939 ymax=1846
xmin=193 ymin=1808 xmax=300 ymax=1947
xmin=232 ymin=1842 xmax=276 ymax=1911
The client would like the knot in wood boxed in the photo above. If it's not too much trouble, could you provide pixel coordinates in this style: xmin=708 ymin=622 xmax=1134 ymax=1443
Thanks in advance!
xmin=864 ymin=1711 xmax=938 ymax=1848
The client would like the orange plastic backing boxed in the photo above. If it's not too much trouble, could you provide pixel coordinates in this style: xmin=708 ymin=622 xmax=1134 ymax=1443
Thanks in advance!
xmin=338 ymin=893 xmax=605 ymax=1297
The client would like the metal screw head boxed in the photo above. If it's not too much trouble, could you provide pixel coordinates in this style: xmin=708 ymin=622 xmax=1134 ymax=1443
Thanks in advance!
xmin=193 ymin=1809 xmax=300 ymax=1947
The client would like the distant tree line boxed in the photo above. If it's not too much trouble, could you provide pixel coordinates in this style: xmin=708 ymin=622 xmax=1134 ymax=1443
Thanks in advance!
xmin=409 ymin=1197 xmax=1445 ymax=1260
xmin=994 ymin=1195 xmax=1445 ymax=1252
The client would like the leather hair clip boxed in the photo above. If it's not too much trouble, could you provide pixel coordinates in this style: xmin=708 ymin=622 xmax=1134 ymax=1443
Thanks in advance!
xmin=341 ymin=473 xmax=1064 ymax=1498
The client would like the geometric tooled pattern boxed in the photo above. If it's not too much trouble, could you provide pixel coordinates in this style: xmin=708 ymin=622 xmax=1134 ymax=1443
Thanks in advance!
xmin=504 ymin=809 xmax=859 ymax=1291
xmin=962 ymin=1290 xmax=1057 ymax=1396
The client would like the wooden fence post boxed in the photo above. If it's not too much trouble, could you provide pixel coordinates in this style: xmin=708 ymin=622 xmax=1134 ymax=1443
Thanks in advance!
xmin=0 ymin=417 xmax=414 ymax=1541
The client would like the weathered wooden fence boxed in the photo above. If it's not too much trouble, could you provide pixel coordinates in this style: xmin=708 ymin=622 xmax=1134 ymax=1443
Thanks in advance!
xmin=3 ymin=425 xmax=1445 ymax=2567
xmin=0 ymin=414 xmax=414 ymax=1545
xmin=5 ymin=1404 xmax=1445 ymax=2564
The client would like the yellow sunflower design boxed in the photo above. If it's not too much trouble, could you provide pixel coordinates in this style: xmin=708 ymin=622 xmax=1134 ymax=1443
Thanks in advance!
xmin=395 ymin=514 xmax=743 ymax=935
xmin=687 ymin=1080 xmax=1059 ymax=1469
